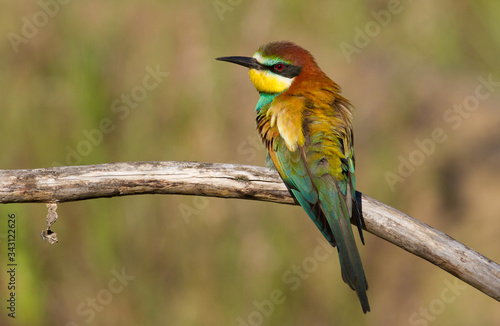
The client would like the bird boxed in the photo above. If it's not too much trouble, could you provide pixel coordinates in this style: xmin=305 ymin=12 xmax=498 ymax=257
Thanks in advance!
xmin=216 ymin=41 xmax=369 ymax=313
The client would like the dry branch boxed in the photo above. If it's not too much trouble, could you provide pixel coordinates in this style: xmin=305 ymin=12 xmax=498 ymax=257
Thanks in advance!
xmin=0 ymin=161 xmax=499 ymax=301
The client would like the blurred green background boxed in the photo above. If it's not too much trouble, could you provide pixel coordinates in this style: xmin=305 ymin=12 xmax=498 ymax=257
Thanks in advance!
xmin=1 ymin=1 xmax=500 ymax=325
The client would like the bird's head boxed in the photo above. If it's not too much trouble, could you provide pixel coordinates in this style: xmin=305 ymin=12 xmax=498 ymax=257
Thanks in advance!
xmin=216 ymin=41 xmax=320 ymax=94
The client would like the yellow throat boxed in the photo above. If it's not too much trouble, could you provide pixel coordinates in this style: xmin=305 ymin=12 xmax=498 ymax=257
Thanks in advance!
xmin=248 ymin=68 xmax=293 ymax=94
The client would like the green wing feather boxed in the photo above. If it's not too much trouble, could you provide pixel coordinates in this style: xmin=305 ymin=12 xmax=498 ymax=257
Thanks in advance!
xmin=267 ymin=98 xmax=370 ymax=313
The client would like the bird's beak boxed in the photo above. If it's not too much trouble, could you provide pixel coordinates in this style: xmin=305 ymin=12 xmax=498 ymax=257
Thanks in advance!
xmin=215 ymin=56 xmax=262 ymax=70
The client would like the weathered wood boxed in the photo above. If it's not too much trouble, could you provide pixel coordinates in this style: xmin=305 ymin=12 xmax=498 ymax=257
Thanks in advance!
xmin=361 ymin=196 xmax=500 ymax=302
xmin=0 ymin=161 xmax=293 ymax=204
xmin=0 ymin=161 xmax=499 ymax=301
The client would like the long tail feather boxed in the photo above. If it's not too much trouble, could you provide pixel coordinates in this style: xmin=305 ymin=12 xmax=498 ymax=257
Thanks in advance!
xmin=336 ymin=215 xmax=370 ymax=313
xmin=320 ymin=189 xmax=370 ymax=313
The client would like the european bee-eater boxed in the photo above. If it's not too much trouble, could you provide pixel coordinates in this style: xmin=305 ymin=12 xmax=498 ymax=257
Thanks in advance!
xmin=216 ymin=41 xmax=369 ymax=313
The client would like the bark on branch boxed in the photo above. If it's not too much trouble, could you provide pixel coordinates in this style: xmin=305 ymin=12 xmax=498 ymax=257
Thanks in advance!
xmin=0 ymin=161 xmax=499 ymax=301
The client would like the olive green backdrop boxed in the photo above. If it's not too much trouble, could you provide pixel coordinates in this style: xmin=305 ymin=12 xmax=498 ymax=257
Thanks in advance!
xmin=1 ymin=1 xmax=499 ymax=325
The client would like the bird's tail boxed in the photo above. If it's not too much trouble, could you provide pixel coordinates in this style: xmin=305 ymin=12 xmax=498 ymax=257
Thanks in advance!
xmin=336 ymin=215 xmax=370 ymax=313
xmin=321 ymin=191 xmax=370 ymax=313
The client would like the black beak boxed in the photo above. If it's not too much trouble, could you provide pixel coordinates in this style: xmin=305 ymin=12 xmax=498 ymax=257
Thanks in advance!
xmin=215 ymin=56 xmax=262 ymax=70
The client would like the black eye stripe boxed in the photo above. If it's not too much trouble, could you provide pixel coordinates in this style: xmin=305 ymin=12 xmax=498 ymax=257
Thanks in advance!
xmin=264 ymin=63 xmax=302 ymax=78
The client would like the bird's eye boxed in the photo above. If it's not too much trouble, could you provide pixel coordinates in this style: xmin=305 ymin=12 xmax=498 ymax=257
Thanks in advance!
xmin=274 ymin=64 xmax=284 ymax=71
